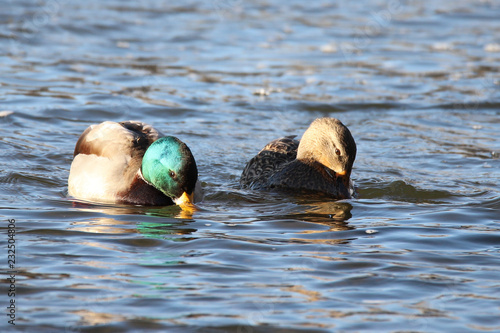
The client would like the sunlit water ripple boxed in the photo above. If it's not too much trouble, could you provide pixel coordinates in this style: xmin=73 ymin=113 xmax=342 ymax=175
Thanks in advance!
xmin=1 ymin=1 xmax=499 ymax=332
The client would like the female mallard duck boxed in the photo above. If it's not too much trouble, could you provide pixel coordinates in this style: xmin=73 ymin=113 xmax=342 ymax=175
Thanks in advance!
xmin=240 ymin=117 xmax=356 ymax=199
xmin=68 ymin=121 xmax=202 ymax=207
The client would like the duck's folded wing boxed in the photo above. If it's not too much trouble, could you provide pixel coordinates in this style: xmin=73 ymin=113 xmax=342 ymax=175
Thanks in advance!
xmin=73 ymin=121 xmax=163 ymax=158
xmin=261 ymin=135 xmax=298 ymax=155
xmin=240 ymin=136 xmax=299 ymax=189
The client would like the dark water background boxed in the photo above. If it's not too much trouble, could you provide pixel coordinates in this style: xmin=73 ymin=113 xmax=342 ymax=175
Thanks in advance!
xmin=1 ymin=0 xmax=500 ymax=332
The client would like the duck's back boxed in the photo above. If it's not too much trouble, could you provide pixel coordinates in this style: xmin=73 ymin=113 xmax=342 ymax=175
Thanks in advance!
xmin=240 ymin=136 xmax=299 ymax=189
xmin=73 ymin=121 xmax=162 ymax=159
xmin=68 ymin=121 xmax=166 ymax=204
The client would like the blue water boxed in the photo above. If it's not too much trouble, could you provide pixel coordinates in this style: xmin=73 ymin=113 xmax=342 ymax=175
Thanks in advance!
xmin=1 ymin=1 xmax=500 ymax=332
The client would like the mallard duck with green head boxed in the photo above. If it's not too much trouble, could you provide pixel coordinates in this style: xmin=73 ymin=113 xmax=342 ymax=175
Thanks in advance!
xmin=68 ymin=121 xmax=202 ymax=207
xmin=240 ymin=117 xmax=356 ymax=199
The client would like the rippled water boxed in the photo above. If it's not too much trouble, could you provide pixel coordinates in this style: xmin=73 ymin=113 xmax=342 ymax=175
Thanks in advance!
xmin=1 ymin=1 xmax=500 ymax=332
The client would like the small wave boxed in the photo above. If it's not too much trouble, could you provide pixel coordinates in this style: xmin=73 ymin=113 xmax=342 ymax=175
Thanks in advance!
xmin=358 ymin=180 xmax=454 ymax=203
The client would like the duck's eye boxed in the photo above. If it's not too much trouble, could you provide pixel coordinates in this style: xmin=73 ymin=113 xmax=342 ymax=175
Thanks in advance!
xmin=169 ymin=170 xmax=176 ymax=178
xmin=335 ymin=148 xmax=341 ymax=156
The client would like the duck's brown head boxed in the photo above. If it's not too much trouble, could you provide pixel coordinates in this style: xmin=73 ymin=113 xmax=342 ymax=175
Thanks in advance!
xmin=297 ymin=117 xmax=357 ymax=189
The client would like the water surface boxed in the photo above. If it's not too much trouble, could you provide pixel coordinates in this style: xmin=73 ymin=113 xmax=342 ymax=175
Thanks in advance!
xmin=1 ymin=1 xmax=500 ymax=332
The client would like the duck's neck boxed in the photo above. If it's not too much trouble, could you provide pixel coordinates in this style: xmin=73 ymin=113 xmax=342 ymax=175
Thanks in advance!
xmin=137 ymin=168 xmax=152 ymax=186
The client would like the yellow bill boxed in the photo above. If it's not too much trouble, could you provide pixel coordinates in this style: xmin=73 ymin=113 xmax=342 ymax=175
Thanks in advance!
xmin=336 ymin=170 xmax=347 ymax=176
xmin=174 ymin=191 xmax=196 ymax=211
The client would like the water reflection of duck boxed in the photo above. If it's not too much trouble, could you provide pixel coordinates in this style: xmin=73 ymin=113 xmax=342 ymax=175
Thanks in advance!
xmin=281 ymin=201 xmax=355 ymax=246
xmin=69 ymin=201 xmax=197 ymax=237
xmin=240 ymin=118 xmax=357 ymax=199
xmin=68 ymin=121 xmax=202 ymax=208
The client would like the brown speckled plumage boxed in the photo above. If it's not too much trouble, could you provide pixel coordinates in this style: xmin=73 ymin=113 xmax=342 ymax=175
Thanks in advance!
xmin=240 ymin=118 xmax=357 ymax=199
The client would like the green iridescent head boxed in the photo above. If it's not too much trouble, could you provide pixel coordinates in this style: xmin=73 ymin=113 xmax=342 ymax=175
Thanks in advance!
xmin=141 ymin=136 xmax=198 ymax=205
